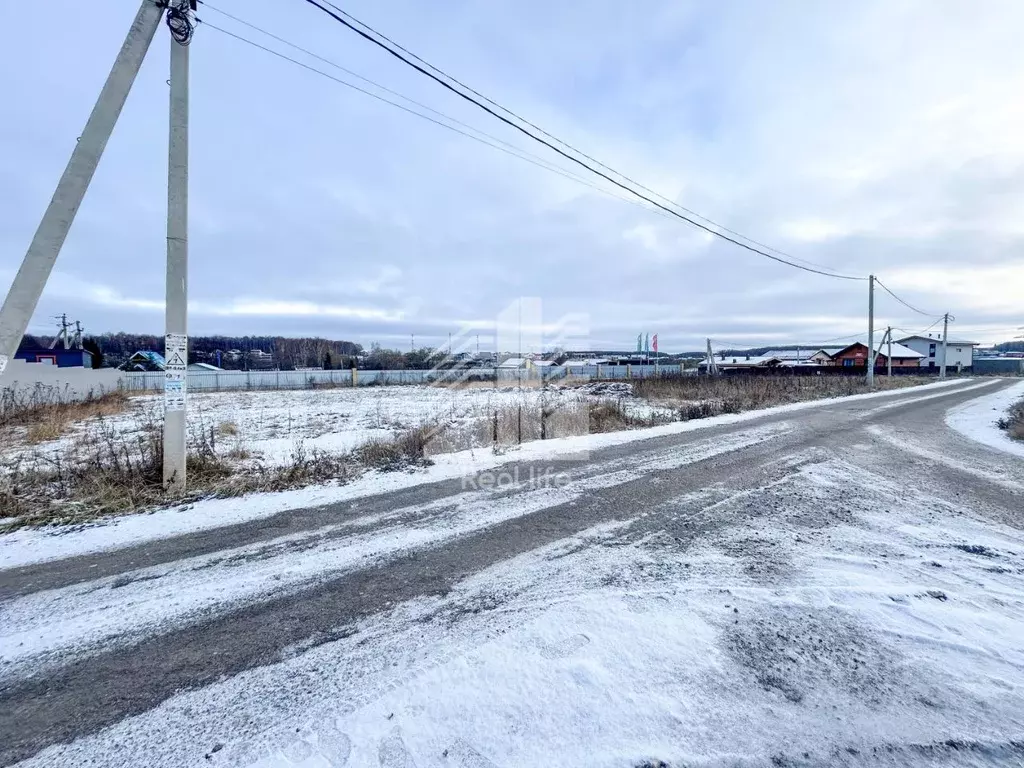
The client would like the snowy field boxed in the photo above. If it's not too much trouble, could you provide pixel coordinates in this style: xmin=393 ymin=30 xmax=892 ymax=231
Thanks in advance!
xmin=0 ymin=381 xmax=669 ymax=468
xmin=0 ymin=378 xmax=975 ymax=567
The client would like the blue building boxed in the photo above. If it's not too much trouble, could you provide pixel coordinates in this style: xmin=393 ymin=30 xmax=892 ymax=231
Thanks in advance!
xmin=123 ymin=350 xmax=166 ymax=372
xmin=15 ymin=346 xmax=94 ymax=368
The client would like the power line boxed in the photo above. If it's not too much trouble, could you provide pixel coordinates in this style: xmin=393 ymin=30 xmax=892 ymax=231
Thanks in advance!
xmin=295 ymin=0 xmax=866 ymax=281
xmin=199 ymin=16 xmax=701 ymax=225
xmin=891 ymin=318 xmax=943 ymax=338
xmin=873 ymin=277 xmax=941 ymax=318
xmin=308 ymin=1 xmax=845 ymax=277
xmin=200 ymin=22 xmax=671 ymax=208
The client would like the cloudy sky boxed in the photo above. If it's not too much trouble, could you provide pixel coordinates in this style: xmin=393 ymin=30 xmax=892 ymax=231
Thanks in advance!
xmin=2 ymin=0 xmax=1022 ymax=352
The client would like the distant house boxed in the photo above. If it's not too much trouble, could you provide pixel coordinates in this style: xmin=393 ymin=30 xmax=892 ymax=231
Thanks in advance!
xmin=14 ymin=346 xmax=93 ymax=368
xmin=830 ymin=342 xmax=922 ymax=369
xmin=699 ymin=355 xmax=783 ymax=372
xmin=809 ymin=348 xmax=844 ymax=365
xmin=761 ymin=349 xmax=818 ymax=364
xmin=896 ymin=334 xmax=978 ymax=371
xmin=123 ymin=351 xmax=166 ymax=372
xmin=497 ymin=357 xmax=531 ymax=370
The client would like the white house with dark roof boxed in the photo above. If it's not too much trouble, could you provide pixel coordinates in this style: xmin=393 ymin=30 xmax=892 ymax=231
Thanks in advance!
xmin=896 ymin=334 xmax=978 ymax=371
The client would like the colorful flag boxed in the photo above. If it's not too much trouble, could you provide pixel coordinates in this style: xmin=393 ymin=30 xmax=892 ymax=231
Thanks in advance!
xmin=652 ymin=334 xmax=658 ymax=353
xmin=645 ymin=333 xmax=650 ymax=354
xmin=637 ymin=334 xmax=642 ymax=353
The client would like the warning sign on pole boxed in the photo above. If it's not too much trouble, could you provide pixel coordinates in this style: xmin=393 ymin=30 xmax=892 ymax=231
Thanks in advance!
xmin=164 ymin=333 xmax=187 ymax=412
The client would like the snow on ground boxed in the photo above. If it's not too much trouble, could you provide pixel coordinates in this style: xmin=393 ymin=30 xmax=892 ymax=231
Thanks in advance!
xmin=19 ymin=452 xmax=1024 ymax=767
xmin=0 ymin=421 xmax=795 ymax=679
xmin=0 ymin=378 xmax=973 ymax=568
xmin=0 ymin=381 xmax=670 ymax=469
xmin=946 ymin=378 xmax=1024 ymax=458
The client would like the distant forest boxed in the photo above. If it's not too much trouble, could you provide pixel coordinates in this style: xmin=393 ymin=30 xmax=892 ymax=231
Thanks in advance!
xmin=19 ymin=333 xmax=364 ymax=371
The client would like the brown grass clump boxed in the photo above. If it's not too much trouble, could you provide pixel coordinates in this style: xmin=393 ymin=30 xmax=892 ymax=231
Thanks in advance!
xmin=631 ymin=374 xmax=928 ymax=419
xmin=997 ymin=397 xmax=1024 ymax=442
xmin=354 ymin=425 xmax=435 ymax=470
xmin=3 ymin=388 xmax=131 ymax=443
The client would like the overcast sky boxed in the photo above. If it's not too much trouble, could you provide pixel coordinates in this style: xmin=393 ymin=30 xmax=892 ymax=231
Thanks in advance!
xmin=1 ymin=0 xmax=1022 ymax=352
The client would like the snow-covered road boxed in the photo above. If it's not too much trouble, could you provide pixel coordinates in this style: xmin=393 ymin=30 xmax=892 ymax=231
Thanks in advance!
xmin=2 ymin=378 xmax=1024 ymax=767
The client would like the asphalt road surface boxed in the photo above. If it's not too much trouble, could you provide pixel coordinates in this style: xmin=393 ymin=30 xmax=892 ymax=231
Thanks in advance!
xmin=2 ymin=379 xmax=1023 ymax=767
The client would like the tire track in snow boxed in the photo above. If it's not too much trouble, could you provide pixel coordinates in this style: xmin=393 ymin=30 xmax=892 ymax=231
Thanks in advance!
xmin=0 ymin=423 xmax=794 ymax=681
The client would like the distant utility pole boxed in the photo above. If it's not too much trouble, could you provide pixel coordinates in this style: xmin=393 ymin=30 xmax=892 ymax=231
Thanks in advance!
xmin=48 ymin=314 xmax=71 ymax=350
xmin=706 ymin=338 xmax=718 ymax=376
xmin=0 ymin=1 xmax=163 ymax=379
xmin=886 ymin=326 xmax=893 ymax=378
xmin=940 ymin=312 xmax=950 ymax=379
xmin=163 ymin=2 xmax=195 ymax=493
xmin=866 ymin=275 xmax=876 ymax=385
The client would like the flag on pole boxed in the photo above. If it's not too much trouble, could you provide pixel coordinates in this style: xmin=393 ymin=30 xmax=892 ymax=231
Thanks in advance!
xmin=645 ymin=333 xmax=650 ymax=354
xmin=636 ymin=334 xmax=642 ymax=353
xmin=652 ymin=334 xmax=658 ymax=353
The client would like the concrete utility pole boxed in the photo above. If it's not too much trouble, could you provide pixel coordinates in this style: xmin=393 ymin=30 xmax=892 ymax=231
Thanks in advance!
xmin=706 ymin=338 xmax=718 ymax=376
xmin=163 ymin=0 xmax=195 ymax=492
xmin=886 ymin=326 xmax=893 ymax=378
xmin=0 ymin=1 xmax=163 ymax=380
xmin=940 ymin=312 xmax=950 ymax=379
xmin=48 ymin=314 xmax=70 ymax=350
xmin=866 ymin=275 xmax=876 ymax=385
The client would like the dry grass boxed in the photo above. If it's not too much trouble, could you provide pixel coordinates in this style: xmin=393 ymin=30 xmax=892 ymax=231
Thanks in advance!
xmin=2 ymin=387 xmax=131 ymax=443
xmin=0 ymin=417 xmax=441 ymax=530
xmin=355 ymin=425 xmax=435 ymax=470
xmin=997 ymin=397 xmax=1024 ymax=442
xmin=216 ymin=420 xmax=239 ymax=437
xmin=631 ymin=374 xmax=929 ymax=420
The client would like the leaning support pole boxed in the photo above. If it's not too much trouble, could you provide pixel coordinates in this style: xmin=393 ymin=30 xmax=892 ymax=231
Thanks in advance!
xmin=886 ymin=326 xmax=893 ymax=378
xmin=0 ymin=0 xmax=163 ymax=378
xmin=164 ymin=18 xmax=191 ymax=493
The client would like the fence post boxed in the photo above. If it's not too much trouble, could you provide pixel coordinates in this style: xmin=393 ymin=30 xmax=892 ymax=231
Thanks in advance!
xmin=351 ymin=367 xmax=358 ymax=387
xmin=626 ymin=364 xmax=632 ymax=379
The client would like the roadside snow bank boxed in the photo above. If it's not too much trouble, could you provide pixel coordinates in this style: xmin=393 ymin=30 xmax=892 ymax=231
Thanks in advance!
xmin=0 ymin=378 xmax=973 ymax=568
xmin=946 ymin=379 xmax=1024 ymax=458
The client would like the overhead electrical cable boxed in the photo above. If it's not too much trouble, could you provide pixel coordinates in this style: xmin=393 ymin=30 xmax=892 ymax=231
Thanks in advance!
xmin=295 ymin=0 xmax=866 ymax=281
xmin=874 ymin=278 xmax=942 ymax=318
xmin=201 ymin=22 xmax=686 ymax=215
xmin=308 ymin=1 xmax=844 ymax=276
xmin=199 ymin=15 xmax=704 ymax=224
